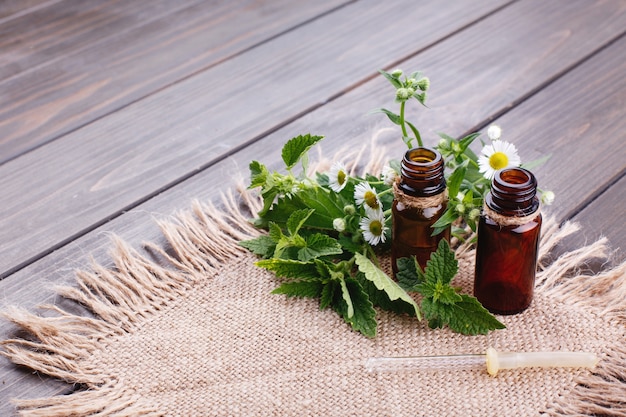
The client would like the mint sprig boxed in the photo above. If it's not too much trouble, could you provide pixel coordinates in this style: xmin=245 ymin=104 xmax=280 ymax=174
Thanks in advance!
xmin=398 ymin=240 xmax=506 ymax=335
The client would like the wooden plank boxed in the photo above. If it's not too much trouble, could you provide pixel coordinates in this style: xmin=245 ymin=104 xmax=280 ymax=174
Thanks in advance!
xmin=0 ymin=0 xmax=349 ymax=162
xmin=561 ymin=174 xmax=626 ymax=264
xmin=0 ymin=0 xmax=62 ymax=21
xmin=0 ymin=0 xmax=205 ymax=83
xmin=0 ymin=0 xmax=512 ymax=278
xmin=2 ymin=2 xmax=626 ymax=408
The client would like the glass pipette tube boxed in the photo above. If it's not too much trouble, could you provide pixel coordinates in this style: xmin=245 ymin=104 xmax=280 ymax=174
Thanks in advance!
xmin=366 ymin=348 xmax=599 ymax=376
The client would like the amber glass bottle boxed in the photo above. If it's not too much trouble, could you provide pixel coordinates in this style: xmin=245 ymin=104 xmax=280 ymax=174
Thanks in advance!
xmin=474 ymin=167 xmax=542 ymax=315
xmin=391 ymin=147 xmax=450 ymax=273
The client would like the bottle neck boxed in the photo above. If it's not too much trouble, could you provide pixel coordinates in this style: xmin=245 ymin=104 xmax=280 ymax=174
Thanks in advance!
xmin=398 ymin=147 xmax=446 ymax=197
xmin=485 ymin=167 xmax=539 ymax=217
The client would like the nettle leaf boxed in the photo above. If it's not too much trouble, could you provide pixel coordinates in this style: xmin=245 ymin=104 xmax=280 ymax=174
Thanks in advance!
xmin=255 ymin=259 xmax=321 ymax=281
xmin=423 ymin=295 xmax=506 ymax=335
xmin=249 ymin=160 xmax=269 ymax=189
xmin=297 ymin=233 xmax=343 ymax=261
xmin=396 ymin=256 xmax=424 ymax=291
xmin=319 ymin=281 xmax=337 ymax=310
xmin=272 ymin=281 xmax=324 ymax=299
xmin=423 ymin=240 xmax=458 ymax=286
xmin=239 ymin=235 xmax=276 ymax=258
xmin=268 ymin=222 xmax=284 ymax=242
xmin=418 ymin=281 xmax=462 ymax=305
xmin=354 ymin=253 xmax=421 ymax=320
xmin=339 ymin=277 xmax=354 ymax=318
xmin=281 ymin=134 xmax=324 ymax=170
xmin=359 ymin=274 xmax=419 ymax=316
xmin=287 ymin=208 xmax=314 ymax=236
xmin=331 ymin=277 xmax=377 ymax=338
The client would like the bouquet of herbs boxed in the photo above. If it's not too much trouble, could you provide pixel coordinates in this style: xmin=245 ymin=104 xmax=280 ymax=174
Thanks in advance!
xmin=240 ymin=68 xmax=553 ymax=338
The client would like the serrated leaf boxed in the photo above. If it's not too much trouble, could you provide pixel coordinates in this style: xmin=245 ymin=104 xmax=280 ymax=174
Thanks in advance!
xmin=272 ymin=281 xmax=324 ymax=298
xmin=332 ymin=277 xmax=377 ymax=338
xmin=281 ymin=134 xmax=324 ymax=170
xmin=255 ymin=259 xmax=321 ymax=281
xmin=320 ymin=281 xmax=336 ymax=309
xmin=268 ymin=222 xmax=284 ymax=242
xmin=354 ymin=253 xmax=421 ymax=320
xmin=378 ymin=69 xmax=403 ymax=88
xmin=338 ymin=277 xmax=354 ymax=318
xmin=423 ymin=239 xmax=458 ymax=286
xmin=396 ymin=256 xmax=424 ymax=291
xmin=359 ymin=274 xmax=419 ymax=316
xmin=249 ymin=160 xmax=269 ymax=189
xmin=297 ymin=233 xmax=342 ymax=261
xmin=239 ymin=235 xmax=276 ymax=258
xmin=447 ymin=295 xmax=506 ymax=335
xmin=287 ymin=208 xmax=314 ymax=236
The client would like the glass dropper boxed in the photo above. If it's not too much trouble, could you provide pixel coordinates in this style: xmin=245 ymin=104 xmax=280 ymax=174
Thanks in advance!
xmin=365 ymin=347 xmax=599 ymax=376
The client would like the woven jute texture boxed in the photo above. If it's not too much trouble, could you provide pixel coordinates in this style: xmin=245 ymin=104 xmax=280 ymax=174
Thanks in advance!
xmin=1 ymin=175 xmax=625 ymax=415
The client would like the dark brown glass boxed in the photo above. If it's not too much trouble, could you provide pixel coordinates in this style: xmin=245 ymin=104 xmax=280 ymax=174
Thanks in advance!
xmin=474 ymin=168 xmax=542 ymax=315
xmin=392 ymin=147 xmax=450 ymax=273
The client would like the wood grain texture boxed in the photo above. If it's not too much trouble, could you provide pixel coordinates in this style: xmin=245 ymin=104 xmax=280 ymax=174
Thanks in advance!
xmin=0 ymin=0 xmax=511 ymax=278
xmin=0 ymin=0 xmax=61 ymax=21
xmin=0 ymin=0 xmax=350 ymax=162
xmin=0 ymin=0 xmax=204 ymax=83
xmin=2 ymin=2 xmax=626 ymax=409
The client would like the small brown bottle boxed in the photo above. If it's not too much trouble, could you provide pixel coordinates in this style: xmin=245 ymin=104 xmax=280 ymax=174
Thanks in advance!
xmin=474 ymin=167 xmax=542 ymax=315
xmin=391 ymin=147 xmax=450 ymax=273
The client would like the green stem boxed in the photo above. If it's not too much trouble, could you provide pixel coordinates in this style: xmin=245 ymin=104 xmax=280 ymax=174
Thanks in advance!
xmin=377 ymin=188 xmax=394 ymax=197
xmin=400 ymin=101 xmax=409 ymax=141
xmin=366 ymin=246 xmax=382 ymax=268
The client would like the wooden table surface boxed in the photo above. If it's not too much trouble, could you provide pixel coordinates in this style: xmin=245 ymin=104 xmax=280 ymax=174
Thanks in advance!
xmin=1 ymin=0 xmax=625 ymax=413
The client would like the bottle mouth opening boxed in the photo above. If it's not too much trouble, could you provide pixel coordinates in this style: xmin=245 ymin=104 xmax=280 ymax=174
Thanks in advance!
xmin=405 ymin=147 xmax=442 ymax=166
xmin=496 ymin=168 xmax=534 ymax=188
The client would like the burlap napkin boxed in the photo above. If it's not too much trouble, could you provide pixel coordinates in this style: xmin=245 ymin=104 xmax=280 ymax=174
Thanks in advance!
xmin=2 ymin=192 xmax=625 ymax=416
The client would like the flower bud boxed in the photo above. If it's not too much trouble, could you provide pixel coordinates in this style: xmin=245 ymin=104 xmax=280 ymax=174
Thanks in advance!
xmin=456 ymin=204 xmax=465 ymax=214
xmin=487 ymin=125 xmax=502 ymax=141
xmin=541 ymin=190 xmax=555 ymax=205
xmin=417 ymin=77 xmax=430 ymax=91
xmin=343 ymin=204 xmax=356 ymax=215
xmin=407 ymin=87 xmax=415 ymax=96
xmin=469 ymin=208 xmax=481 ymax=221
xmin=396 ymin=88 xmax=410 ymax=101
xmin=437 ymin=138 xmax=450 ymax=150
xmin=407 ymin=77 xmax=417 ymax=86
xmin=333 ymin=218 xmax=346 ymax=232
xmin=451 ymin=142 xmax=462 ymax=154
xmin=391 ymin=68 xmax=403 ymax=78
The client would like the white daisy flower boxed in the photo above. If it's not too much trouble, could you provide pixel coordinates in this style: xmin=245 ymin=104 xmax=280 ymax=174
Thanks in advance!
xmin=354 ymin=182 xmax=381 ymax=211
xmin=478 ymin=140 xmax=521 ymax=180
xmin=487 ymin=125 xmax=502 ymax=141
xmin=381 ymin=164 xmax=398 ymax=186
xmin=359 ymin=209 xmax=387 ymax=245
xmin=328 ymin=162 xmax=349 ymax=192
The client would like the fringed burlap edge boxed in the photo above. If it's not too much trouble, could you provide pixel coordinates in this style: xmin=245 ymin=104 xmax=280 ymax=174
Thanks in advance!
xmin=1 ymin=149 xmax=625 ymax=416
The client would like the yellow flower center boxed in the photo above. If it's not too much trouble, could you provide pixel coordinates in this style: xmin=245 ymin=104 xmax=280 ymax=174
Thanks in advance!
xmin=337 ymin=170 xmax=346 ymax=185
xmin=369 ymin=220 xmax=383 ymax=236
xmin=489 ymin=152 xmax=509 ymax=170
xmin=364 ymin=191 xmax=379 ymax=209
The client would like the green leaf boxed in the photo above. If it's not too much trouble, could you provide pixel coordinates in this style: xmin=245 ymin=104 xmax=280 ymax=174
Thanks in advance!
xmin=338 ymin=277 xmax=354 ymax=318
xmin=281 ymin=134 xmax=324 ymax=170
xmin=430 ymin=207 xmax=458 ymax=236
xmin=268 ymin=222 xmax=284 ymax=242
xmin=297 ymin=233 xmax=343 ymax=261
xmin=522 ymin=154 xmax=551 ymax=170
xmin=406 ymin=121 xmax=422 ymax=146
xmin=422 ymin=295 xmax=506 ymax=335
xmin=239 ymin=235 xmax=276 ymax=258
xmin=396 ymin=256 xmax=424 ymax=291
xmin=372 ymin=108 xmax=401 ymax=125
xmin=319 ymin=281 xmax=336 ymax=309
xmin=358 ymin=274 xmax=419 ymax=316
xmin=331 ymin=277 xmax=377 ymax=338
xmin=378 ymin=69 xmax=403 ymax=88
xmin=458 ymin=132 xmax=481 ymax=153
xmin=418 ymin=281 xmax=462 ymax=305
xmin=423 ymin=240 xmax=458 ymax=286
xmin=287 ymin=208 xmax=314 ymax=236
xmin=249 ymin=160 xmax=269 ymax=189
xmin=272 ymin=281 xmax=324 ymax=298
xmin=447 ymin=164 xmax=467 ymax=199
xmin=354 ymin=253 xmax=421 ymax=320
xmin=255 ymin=258 xmax=321 ymax=281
